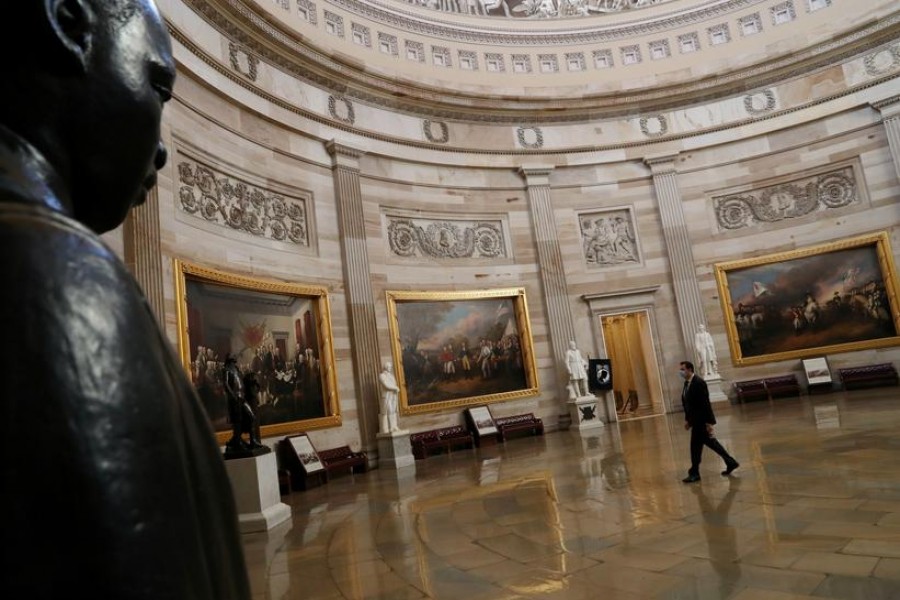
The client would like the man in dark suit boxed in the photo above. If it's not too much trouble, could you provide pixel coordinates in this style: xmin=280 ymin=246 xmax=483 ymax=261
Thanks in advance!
xmin=680 ymin=361 xmax=739 ymax=483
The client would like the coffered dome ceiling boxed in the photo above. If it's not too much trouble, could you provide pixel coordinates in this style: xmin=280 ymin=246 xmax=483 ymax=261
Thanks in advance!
xmin=170 ymin=0 xmax=899 ymax=123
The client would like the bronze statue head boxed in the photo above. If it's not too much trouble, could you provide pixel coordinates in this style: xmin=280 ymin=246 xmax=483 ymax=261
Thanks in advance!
xmin=3 ymin=0 xmax=175 ymax=233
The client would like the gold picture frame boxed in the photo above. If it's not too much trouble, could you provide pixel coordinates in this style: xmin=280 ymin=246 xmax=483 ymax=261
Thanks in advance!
xmin=386 ymin=288 xmax=539 ymax=415
xmin=714 ymin=232 xmax=900 ymax=366
xmin=174 ymin=260 xmax=340 ymax=443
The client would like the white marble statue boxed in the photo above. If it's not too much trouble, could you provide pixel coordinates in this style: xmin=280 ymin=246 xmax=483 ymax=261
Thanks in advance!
xmin=694 ymin=323 xmax=719 ymax=378
xmin=565 ymin=340 xmax=591 ymax=397
xmin=378 ymin=360 xmax=401 ymax=433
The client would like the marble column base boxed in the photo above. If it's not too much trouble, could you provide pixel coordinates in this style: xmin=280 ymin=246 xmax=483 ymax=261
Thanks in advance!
xmin=377 ymin=430 xmax=415 ymax=470
xmin=224 ymin=451 xmax=292 ymax=533
xmin=567 ymin=395 xmax=606 ymax=431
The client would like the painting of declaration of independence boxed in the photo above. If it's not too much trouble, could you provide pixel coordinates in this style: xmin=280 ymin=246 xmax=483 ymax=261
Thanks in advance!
xmin=175 ymin=261 xmax=340 ymax=442
xmin=714 ymin=232 xmax=900 ymax=366
xmin=386 ymin=288 xmax=539 ymax=415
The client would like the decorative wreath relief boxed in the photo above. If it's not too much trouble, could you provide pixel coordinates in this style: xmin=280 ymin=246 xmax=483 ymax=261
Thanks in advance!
xmin=517 ymin=126 xmax=544 ymax=149
xmin=714 ymin=167 xmax=857 ymax=231
xmin=178 ymin=160 xmax=309 ymax=245
xmin=387 ymin=219 xmax=506 ymax=259
xmin=423 ymin=120 xmax=450 ymax=144
xmin=328 ymin=96 xmax=356 ymax=124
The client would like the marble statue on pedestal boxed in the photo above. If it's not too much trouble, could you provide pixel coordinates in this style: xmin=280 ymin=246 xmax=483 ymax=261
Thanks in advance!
xmin=565 ymin=340 xmax=592 ymax=397
xmin=379 ymin=360 xmax=401 ymax=433
xmin=694 ymin=324 xmax=719 ymax=379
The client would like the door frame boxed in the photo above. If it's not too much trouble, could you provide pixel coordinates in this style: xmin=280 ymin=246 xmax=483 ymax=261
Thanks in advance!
xmin=583 ymin=286 xmax=671 ymax=415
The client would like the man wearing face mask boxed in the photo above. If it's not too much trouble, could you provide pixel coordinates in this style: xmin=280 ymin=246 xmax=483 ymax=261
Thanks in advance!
xmin=680 ymin=361 xmax=739 ymax=483
xmin=0 ymin=1 xmax=250 ymax=597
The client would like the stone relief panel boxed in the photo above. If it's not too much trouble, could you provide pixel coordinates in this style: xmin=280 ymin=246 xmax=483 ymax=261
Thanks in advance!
xmin=712 ymin=165 xmax=859 ymax=232
xmin=864 ymin=42 xmax=900 ymax=76
xmin=577 ymin=207 xmax=641 ymax=268
xmin=384 ymin=212 xmax=510 ymax=260
xmin=398 ymin=0 xmax=673 ymax=19
xmin=176 ymin=153 xmax=311 ymax=247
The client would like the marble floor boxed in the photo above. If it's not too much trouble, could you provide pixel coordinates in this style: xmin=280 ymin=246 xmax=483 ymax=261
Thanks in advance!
xmin=243 ymin=388 xmax=900 ymax=599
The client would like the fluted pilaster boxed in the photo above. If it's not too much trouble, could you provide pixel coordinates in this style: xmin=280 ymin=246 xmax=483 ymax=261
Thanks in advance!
xmin=327 ymin=140 xmax=377 ymax=446
xmin=873 ymin=96 xmax=900 ymax=183
xmin=520 ymin=165 xmax=576 ymax=395
xmin=645 ymin=154 xmax=705 ymax=361
xmin=123 ymin=187 xmax=165 ymax=326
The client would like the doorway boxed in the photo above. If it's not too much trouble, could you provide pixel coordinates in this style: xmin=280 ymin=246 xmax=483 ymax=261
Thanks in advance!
xmin=600 ymin=310 xmax=665 ymax=421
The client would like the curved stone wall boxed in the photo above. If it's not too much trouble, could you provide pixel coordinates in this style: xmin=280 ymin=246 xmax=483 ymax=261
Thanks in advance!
xmin=134 ymin=0 xmax=900 ymax=453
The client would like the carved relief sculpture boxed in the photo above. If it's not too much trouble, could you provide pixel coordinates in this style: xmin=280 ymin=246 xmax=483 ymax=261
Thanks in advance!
xmin=401 ymin=0 xmax=672 ymax=19
xmin=386 ymin=216 xmax=507 ymax=259
xmin=177 ymin=157 xmax=310 ymax=245
xmin=713 ymin=166 xmax=857 ymax=231
xmin=578 ymin=207 xmax=641 ymax=267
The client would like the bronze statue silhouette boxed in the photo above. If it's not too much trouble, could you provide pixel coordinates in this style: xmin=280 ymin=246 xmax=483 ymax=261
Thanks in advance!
xmin=0 ymin=1 xmax=250 ymax=597
xmin=223 ymin=357 xmax=267 ymax=457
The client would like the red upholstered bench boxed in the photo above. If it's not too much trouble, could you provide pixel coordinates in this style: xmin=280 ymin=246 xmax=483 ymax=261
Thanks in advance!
xmin=317 ymin=446 xmax=367 ymax=478
xmin=839 ymin=363 xmax=899 ymax=391
xmin=410 ymin=426 xmax=473 ymax=460
xmin=494 ymin=413 xmax=544 ymax=442
xmin=734 ymin=375 xmax=800 ymax=403
xmin=764 ymin=375 xmax=801 ymax=400
xmin=734 ymin=380 xmax=767 ymax=403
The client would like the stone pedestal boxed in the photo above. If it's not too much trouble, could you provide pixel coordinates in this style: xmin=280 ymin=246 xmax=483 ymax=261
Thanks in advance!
xmin=377 ymin=430 xmax=415 ymax=470
xmin=706 ymin=376 xmax=728 ymax=403
xmin=224 ymin=451 xmax=292 ymax=533
xmin=567 ymin=395 xmax=606 ymax=432
xmin=241 ymin=518 xmax=293 ymax=597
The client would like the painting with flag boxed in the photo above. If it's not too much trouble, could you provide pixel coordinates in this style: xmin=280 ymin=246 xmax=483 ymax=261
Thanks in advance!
xmin=714 ymin=232 xmax=900 ymax=365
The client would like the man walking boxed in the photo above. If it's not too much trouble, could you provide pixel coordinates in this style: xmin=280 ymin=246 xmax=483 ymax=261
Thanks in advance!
xmin=680 ymin=361 xmax=739 ymax=483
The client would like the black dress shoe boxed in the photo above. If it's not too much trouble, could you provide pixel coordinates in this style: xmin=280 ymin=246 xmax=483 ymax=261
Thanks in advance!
xmin=721 ymin=461 xmax=740 ymax=476
xmin=682 ymin=474 xmax=701 ymax=483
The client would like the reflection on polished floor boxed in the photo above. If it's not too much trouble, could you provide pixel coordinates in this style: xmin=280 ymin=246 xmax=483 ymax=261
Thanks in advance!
xmin=244 ymin=389 xmax=900 ymax=599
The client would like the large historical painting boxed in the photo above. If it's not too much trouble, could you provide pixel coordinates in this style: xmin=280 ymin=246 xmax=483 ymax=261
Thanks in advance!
xmin=386 ymin=288 xmax=539 ymax=414
xmin=714 ymin=232 xmax=900 ymax=366
xmin=174 ymin=261 xmax=340 ymax=442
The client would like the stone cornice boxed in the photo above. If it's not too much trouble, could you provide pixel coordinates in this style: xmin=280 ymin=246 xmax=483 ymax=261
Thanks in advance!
xmin=179 ymin=0 xmax=900 ymax=121
xmin=326 ymin=140 xmax=366 ymax=167
xmin=169 ymin=27 xmax=900 ymax=158
xmin=519 ymin=165 xmax=555 ymax=186
xmin=325 ymin=0 xmax=764 ymax=45
xmin=644 ymin=153 xmax=679 ymax=174
xmin=873 ymin=95 xmax=900 ymax=119
xmin=582 ymin=285 xmax=661 ymax=302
